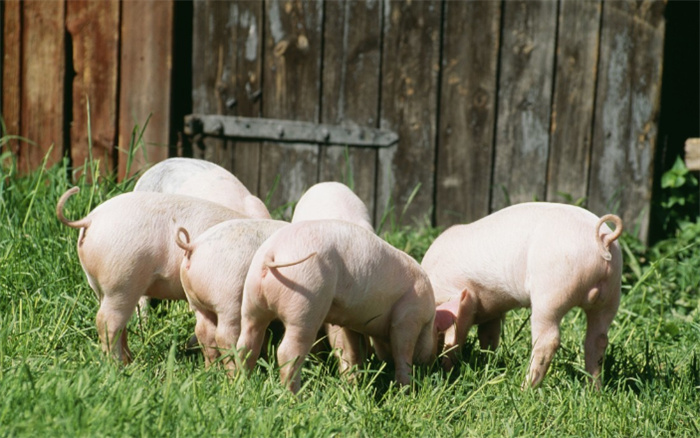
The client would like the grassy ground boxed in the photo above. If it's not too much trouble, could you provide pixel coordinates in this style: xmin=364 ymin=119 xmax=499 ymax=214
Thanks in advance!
xmin=1 ymin=157 xmax=699 ymax=437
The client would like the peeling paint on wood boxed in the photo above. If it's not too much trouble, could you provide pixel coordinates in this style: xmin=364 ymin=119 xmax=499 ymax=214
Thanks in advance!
xmin=66 ymin=0 xmax=119 ymax=176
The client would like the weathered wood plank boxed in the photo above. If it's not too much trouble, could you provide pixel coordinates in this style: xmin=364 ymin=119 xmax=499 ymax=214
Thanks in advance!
xmin=377 ymin=0 xmax=442 ymax=228
xmin=192 ymin=1 xmax=237 ymax=173
xmin=228 ymin=2 xmax=264 ymax=195
xmin=685 ymin=138 xmax=700 ymax=171
xmin=490 ymin=0 xmax=558 ymax=211
xmin=589 ymin=0 xmax=666 ymax=241
xmin=66 ymin=0 xmax=120 ymax=175
xmin=2 ymin=0 xmax=21 ymax=156
xmin=20 ymin=0 xmax=65 ymax=173
xmin=547 ymin=0 xmax=601 ymax=204
xmin=435 ymin=0 xmax=501 ymax=226
xmin=259 ymin=0 xmax=323 ymax=214
xmin=118 ymin=0 xmax=173 ymax=179
xmin=319 ymin=0 xmax=382 ymax=224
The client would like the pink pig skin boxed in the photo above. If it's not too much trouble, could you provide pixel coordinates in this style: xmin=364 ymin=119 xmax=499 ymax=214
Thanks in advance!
xmin=421 ymin=202 xmax=623 ymax=389
xmin=135 ymin=157 xmax=270 ymax=219
xmin=56 ymin=187 xmax=246 ymax=364
xmin=175 ymin=219 xmax=288 ymax=370
xmin=292 ymin=182 xmax=373 ymax=232
xmin=237 ymin=220 xmax=437 ymax=393
xmin=291 ymin=182 xmax=374 ymax=374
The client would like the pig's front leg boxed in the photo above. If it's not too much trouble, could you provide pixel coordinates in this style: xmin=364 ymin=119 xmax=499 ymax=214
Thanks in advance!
xmin=442 ymin=289 xmax=476 ymax=370
xmin=326 ymin=324 xmax=365 ymax=377
xmin=477 ymin=315 xmax=504 ymax=350
xmin=193 ymin=308 xmax=219 ymax=366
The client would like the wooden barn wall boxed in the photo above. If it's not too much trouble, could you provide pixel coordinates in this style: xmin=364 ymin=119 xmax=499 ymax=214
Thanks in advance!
xmin=0 ymin=0 xmax=667 ymax=241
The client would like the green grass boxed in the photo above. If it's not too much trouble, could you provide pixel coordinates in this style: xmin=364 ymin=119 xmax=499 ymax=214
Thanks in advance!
xmin=1 ymin=157 xmax=700 ymax=437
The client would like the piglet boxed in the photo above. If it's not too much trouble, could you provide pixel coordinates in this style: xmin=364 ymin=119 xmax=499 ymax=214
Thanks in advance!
xmin=56 ymin=187 xmax=246 ymax=364
xmin=291 ymin=182 xmax=374 ymax=373
xmin=292 ymin=182 xmax=373 ymax=232
xmin=175 ymin=219 xmax=288 ymax=369
xmin=135 ymin=157 xmax=270 ymax=219
xmin=237 ymin=220 xmax=439 ymax=393
xmin=421 ymin=202 xmax=623 ymax=388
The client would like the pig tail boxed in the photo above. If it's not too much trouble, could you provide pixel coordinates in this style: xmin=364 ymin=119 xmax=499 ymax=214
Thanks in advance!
xmin=175 ymin=227 xmax=194 ymax=258
xmin=595 ymin=214 xmax=623 ymax=261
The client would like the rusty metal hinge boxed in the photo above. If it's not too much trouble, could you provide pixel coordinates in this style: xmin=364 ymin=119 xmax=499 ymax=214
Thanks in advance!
xmin=184 ymin=114 xmax=398 ymax=148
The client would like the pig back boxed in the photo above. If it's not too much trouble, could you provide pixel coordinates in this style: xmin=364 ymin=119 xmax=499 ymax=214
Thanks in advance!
xmin=423 ymin=202 xmax=610 ymax=306
xmin=77 ymin=192 xmax=247 ymax=300
xmin=135 ymin=158 xmax=270 ymax=219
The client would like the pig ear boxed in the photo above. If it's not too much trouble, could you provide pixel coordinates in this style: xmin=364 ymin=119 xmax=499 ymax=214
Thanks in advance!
xmin=434 ymin=308 xmax=455 ymax=332
xmin=435 ymin=298 xmax=460 ymax=332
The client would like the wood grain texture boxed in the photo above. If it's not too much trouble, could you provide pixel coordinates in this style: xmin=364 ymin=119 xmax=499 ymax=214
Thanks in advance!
xmin=259 ymin=0 xmax=323 ymax=214
xmin=319 ymin=0 xmax=382 ymax=223
xmin=435 ymin=0 xmax=501 ymax=226
xmin=230 ymin=2 xmax=264 ymax=195
xmin=192 ymin=1 xmax=236 ymax=174
xmin=118 ymin=0 xmax=173 ymax=179
xmin=20 ymin=0 xmax=65 ymax=173
xmin=547 ymin=0 xmax=601 ymax=204
xmin=491 ymin=0 xmax=557 ymax=211
xmin=2 ymin=0 xmax=21 ymax=156
xmin=66 ymin=0 xmax=119 ymax=175
xmin=377 ymin=0 xmax=441 ymax=228
xmin=589 ymin=0 xmax=666 ymax=241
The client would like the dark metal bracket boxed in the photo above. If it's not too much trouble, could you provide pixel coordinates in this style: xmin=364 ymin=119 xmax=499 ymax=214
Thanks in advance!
xmin=184 ymin=114 xmax=398 ymax=148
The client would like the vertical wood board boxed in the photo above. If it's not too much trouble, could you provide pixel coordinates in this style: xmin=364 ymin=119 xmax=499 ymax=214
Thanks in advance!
xmin=192 ymin=1 xmax=239 ymax=172
xmin=491 ymin=0 xmax=558 ymax=211
xmin=435 ymin=0 xmax=501 ymax=226
xmin=377 ymin=0 xmax=441 ymax=228
xmin=319 ymin=0 xmax=382 ymax=223
xmin=259 ymin=0 xmax=324 ymax=214
xmin=66 ymin=0 xmax=120 ymax=175
xmin=118 ymin=0 xmax=173 ymax=179
xmin=2 ymin=0 xmax=21 ymax=156
xmin=546 ymin=0 xmax=601 ymax=204
xmin=589 ymin=0 xmax=666 ymax=240
xmin=20 ymin=0 xmax=65 ymax=173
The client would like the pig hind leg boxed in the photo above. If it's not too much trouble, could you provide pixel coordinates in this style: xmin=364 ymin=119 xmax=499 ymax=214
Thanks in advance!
xmin=525 ymin=306 xmax=565 ymax=388
xmin=237 ymin=311 xmax=274 ymax=373
xmin=193 ymin=309 xmax=219 ymax=366
xmin=95 ymin=294 xmax=140 ymax=364
xmin=584 ymin=302 xmax=618 ymax=389
xmin=215 ymin=312 xmax=242 ymax=373
xmin=277 ymin=323 xmax=321 ymax=393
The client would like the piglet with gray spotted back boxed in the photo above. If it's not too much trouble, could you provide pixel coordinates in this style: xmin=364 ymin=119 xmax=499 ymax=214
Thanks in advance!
xmin=135 ymin=157 xmax=270 ymax=219
xmin=421 ymin=202 xmax=623 ymax=388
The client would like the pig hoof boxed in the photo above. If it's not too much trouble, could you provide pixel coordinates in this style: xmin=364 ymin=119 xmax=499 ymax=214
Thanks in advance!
xmin=440 ymin=356 xmax=455 ymax=371
xmin=186 ymin=334 xmax=199 ymax=350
